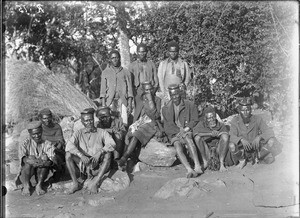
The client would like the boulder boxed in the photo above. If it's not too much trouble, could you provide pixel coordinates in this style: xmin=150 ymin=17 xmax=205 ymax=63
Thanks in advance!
xmin=88 ymin=197 xmax=115 ymax=207
xmin=99 ymin=170 xmax=130 ymax=193
xmin=139 ymin=139 xmax=177 ymax=167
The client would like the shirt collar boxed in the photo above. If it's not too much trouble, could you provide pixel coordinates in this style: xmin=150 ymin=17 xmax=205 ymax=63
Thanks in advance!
xmin=167 ymin=58 xmax=178 ymax=64
xmin=83 ymin=127 xmax=97 ymax=134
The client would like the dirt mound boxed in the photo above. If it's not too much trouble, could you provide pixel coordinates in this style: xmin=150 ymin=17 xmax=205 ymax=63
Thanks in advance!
xmin=5 ymin=59 xmax=96 ymax=124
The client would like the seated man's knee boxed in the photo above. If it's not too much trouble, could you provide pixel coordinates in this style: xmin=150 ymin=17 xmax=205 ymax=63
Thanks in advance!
xmin=229 ymin=142 xmax=236 ymax=152
xmin=220 ymin=133 xmax=229 ymax=143
xmin=103 ymin=152 xmax=112 ymax=162
xmin=267 ymin=137 xmax=275 ymax=147
xmin=194 ymin=135 xmax=201 ymax=143
xmin=65 ymin=152 xmax=73 ymax=161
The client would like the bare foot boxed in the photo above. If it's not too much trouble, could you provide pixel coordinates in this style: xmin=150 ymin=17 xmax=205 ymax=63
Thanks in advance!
xmin=186 ymin=170 xmax=198 ymax=178
xmin=87 ymin=181 xmax=98 ymax=194
xmin=116 ymin=158 xmax=127 ymax=171
xmin=194 ymin=166 xmax=203 ymax=175
xmin=35 ymin=185 xmax=45 ymax=195
xmin=21 ymin=186 xmax=31 ymax=196
xmin=203 ymin=161 xmax=208 ymax=170
xmin=65 ymin=182 xmax=80 ymax=195
xmin=219 ymin=164 xmax=228 ymax=172
xmin=237 ymin=159 xmax=246 ymax=169
xmin=83 ymin=178 xmax=93 ymax=189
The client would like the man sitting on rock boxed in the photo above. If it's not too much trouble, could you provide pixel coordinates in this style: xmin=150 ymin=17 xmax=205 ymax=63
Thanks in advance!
xmin=194 ymin=106 xmax=232 ymax=172
xmin=65 ymin=108 xmax=116 ymax=194
xmin=95 ymin=106 xmax=126 ymax=163
xmin=117 ymin=81 xmax=163 ymax=170
xmin=39 ymin=108 xmax=65 ymax=182
xmin=162 ymin=84 xmax=203 ymax=178
xmin=229 ymin=97 xmax=282 ymax=168
xmin=15 ymin=121 xmax=57 ymax=196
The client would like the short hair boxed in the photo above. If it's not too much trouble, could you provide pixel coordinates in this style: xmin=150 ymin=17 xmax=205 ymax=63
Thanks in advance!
xmin=203 ymin=106 xmax=216 ymax=115
xmin=168 ymin=41 xmax=179 ymax=51
xmin=81 ymin=108 xmax=95 ymax=115
xmin=39 ymin=108 xmax=52 ymax=117
xmin=109 ymin=50 xmax=120 ymax=58
xmin=239 ymin=97 xmax=252 ymax=106
xmin=137 ymin=43 xmax=148 ymax=52
xmin=96 ymin=106 xmax=111 ymax=117
xmin=27 ymin=121 xmax=42 ymax=131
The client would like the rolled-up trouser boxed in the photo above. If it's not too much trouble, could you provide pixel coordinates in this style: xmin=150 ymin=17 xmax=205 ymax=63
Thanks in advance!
xmin=109 ymin=98 xmax=128 ymax=126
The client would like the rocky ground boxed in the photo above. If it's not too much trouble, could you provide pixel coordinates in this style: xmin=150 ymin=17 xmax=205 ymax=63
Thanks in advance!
xmin=4 ymin=111 xmax=299 ymax=218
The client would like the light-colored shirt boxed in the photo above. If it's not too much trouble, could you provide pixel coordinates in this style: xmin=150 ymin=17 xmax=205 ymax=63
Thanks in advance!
xmin=66 ymin=128 xmax=116 ymax=157
xmin=164 ymin=60 xmax=183 ymax=90
xmin=19 ymin=138 xmax=55 ymax=161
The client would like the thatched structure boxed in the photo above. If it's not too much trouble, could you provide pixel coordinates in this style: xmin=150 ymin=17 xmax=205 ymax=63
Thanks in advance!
xmin=5 ymin=59 xmax=97 ymax=124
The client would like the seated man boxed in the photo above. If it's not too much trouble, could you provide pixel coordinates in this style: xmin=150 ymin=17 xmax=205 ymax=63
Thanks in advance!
xmin=39 ymin=108 xmax=65 ymax=181
xmin=117 ymin=81 xmax=163 ymax=170
xmin=194 ymin=106 xmax=232 ymax=172
xmin=15 ymin=121 xmax=56 ymax=196
xmin=95 ymin=106 xmax=126 ymax=161
xmin=162 ymin=84 xmax=202 ymax=178
xmin=229 ymin=97 xmax=282 ymax=168
xmin=65 ymin=108 xmax=116 ymax=194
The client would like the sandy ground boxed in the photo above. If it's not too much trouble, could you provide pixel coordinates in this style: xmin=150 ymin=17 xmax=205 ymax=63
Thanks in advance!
xmin=4 ymin=122 xmax=299 ymax=218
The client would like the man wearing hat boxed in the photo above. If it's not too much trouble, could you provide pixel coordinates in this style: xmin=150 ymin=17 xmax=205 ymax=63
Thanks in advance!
xmin=128 ymin=43 xmax=159 ymax=100
xmin=96 ymin=106 xmax=126 ymax=162
xmin=194 ymin=106 xmax=233 ymax=172
xmin=157 ymin=41 xmax=190 ymax=105
xmin=229 ymin=97 xmax=282 ymax=168
xmin=65 ymin=108 xmax=116 ymax=194
xmin=15 ymin=121 xmax=56 ymax=196
xmin=117 ymin=81 xmax=163 ymax=170
xmin=99 ymin=50 xmax=133 ymax=126
xmin=162 ymin=84 xmax=202 ymax=178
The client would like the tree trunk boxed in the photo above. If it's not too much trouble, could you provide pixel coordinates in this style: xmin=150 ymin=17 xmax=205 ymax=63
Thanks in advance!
xmin=118 ymin=28 xmax=130 ymax=70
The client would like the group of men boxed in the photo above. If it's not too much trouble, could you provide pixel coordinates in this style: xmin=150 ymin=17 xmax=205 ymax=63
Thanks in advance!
xmin=15 ymin=41 xmax=281 ymax=196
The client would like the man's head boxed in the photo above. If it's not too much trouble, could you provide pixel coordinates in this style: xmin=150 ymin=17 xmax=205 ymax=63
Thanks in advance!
xmin=203 ymin=106 xmax=217 ymax=128
xmin=137 ymin=43 xmax=147 ymax=62
xmin=109 ymin=50 xmax=121 ymax=67
xmin=39 ymin=108 xmax=53 ymax=127
xmin=81 ymin=108 xmax=95 ymax=130
xmin=27 ymin=121 xmax=43 ymax=143
xmin=238 ymin=97 xmax=252 ymax=123
xmin=168 ymin=41 xmax=179 ymax=61
xmin=168 ymin=84 xmax=181 ymax=106
xmin=142 ymin=81 xmax=154 ymax=96
xmin=96 ymin=106 xmax=112 ymax=127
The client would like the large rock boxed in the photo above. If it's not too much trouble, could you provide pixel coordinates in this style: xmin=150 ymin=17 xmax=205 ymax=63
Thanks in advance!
xmin=139 ymin=139 xmax=177 ymax=167
xmin=99 ymin=170 xmax=130 ymax=192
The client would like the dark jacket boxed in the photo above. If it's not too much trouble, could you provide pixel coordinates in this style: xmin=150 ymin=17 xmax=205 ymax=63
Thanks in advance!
xmin=133 ymin=95 xmax=161 ymax=123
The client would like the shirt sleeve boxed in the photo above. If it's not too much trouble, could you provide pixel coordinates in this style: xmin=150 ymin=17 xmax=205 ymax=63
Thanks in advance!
xmin=99 ymin=71 xmax=107 ymax=99
xmin=229 ymin=120 xmax=243 ymax=145
xmin=19 ymin=138 xmax=30 ymax=161
xmin=183 ymin=62 xmax=190 ymax=87
xmin=152 ymin=61 xmax=159 ymax=89
xmin=157 ymin=61 xmax=164 ymax=92
xmin=258 ymin=117 xmax=275 ymax=141
xmin=125 ymin=70 xmax=133 ymax=98
xmin=65 ymin=130 xmax=81 ymax=155
xmin=43 ymin=141 xmax=56 ymax=160
xmin=102 ymin=130 xmax=116 ymax=152
xmin=186 ymin=102 xmax=199 ymax=129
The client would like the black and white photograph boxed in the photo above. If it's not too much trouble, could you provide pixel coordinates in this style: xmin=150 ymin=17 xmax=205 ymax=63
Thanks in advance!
xmin=1 ymin=1 xmax=299 ymax=217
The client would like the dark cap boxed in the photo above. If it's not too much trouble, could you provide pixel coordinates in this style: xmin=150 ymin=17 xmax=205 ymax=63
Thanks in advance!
xmin=109 ymin=49 xmax=120 ymax=58
xmin=168 ymin=41 xmax=179 ymax=50
xmin=141 ymin=81 xmax=153 ymax=88
xmin=137 ymin=43 xmax=147 ymax=51
xmin=168 ymin=84 xmax=180 ymax=91
xmin=27 ymin=121 xmax=42 ymax=130
xmin=96 ymin=106 xmax=111 ymax=117
xmin=203 ymin=106 xmax=216 ymax=114
xmin=39 ymin=108 xmax=52 ymax=116
xmin=239 ymin=97 xmax=252 ymax=106
xmin=81 ymin=108 xmax=95 ymax=115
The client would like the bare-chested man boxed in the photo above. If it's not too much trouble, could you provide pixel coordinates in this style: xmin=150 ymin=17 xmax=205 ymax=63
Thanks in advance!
xmin=65 ymin=108 xmax=116 ymax=194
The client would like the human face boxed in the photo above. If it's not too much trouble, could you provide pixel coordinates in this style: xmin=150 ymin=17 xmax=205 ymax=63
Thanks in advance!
xmin=205 ymin=112 xmax=217 ymax=128
xmin=138 ymin=46 xmax=147 ymax=61
xmin=143 ymin=85 xmax=153 ymax=95
xmin=110 ymin=53 xmax=120 ymax=67
xmin=168 ymin=46 xmax=179 ymax=61
xmin=239 ymin=105 xmax=252 ymax=121
xmin=81 ymin=114 xmax=95 ymax=129
xmin=29 ymin=127 xmax=43 ymax=143
xmin=98 ymin=113 xmax=111 ymax=127
xmin=169 ymin=89 xmax=181 ymax=106
xmin=41 ymin=114 xmax=52 ymax=127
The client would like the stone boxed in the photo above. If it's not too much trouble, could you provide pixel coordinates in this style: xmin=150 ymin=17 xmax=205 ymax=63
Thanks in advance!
xmin=7 ymin=160 xmax=19 ymax=175
xmin=139 ymin=138 xmax=177 ymax=167
xmin=88 ymin=197 xmax=115 ymax=207
xmin=53 ymin=213 xmax=76 ymax=218
xmin=99 ymin=170 xmax=130 ymax=193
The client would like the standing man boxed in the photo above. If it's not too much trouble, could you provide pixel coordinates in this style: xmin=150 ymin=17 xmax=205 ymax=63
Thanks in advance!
xmin=129 ymin=43 xmax=159 ymax=100
xmin=162 ymin=84 xmax=202 ymax=178
xmin=95 ymin=106 xmax=126 ymax=162
xmin=117 ymin=82 xmax=162 ymax=170
xmin=65 ymin=108 xmax=116 ymax=194
xmin=157 ymin=41 xmax=190 ymax=105
xmin=99 ymin=50 xmax=133 ymax=126
xmin=194 ymin=106 xmax=232 ymax=172
xmin=15 ymin=121 xmax=56 ymax=196
xmin=229 ymin=98 xmax=282 ymax=169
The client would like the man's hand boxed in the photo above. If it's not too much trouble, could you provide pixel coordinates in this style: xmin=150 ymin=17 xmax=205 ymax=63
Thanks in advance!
xmin=80 ymin=154 xmax=90 ymax=165
xmin=240 ymin=138 xmax=252 ymax=151
xmin=211 ymin=130 xmax=219 ymax=137
xmin=252 ymin=136 xmax=261 ymax=150
xmin=90 ymin=151 xmax=103 ymax=168
xmin=183 ymin=127 xmax=190 ymax=132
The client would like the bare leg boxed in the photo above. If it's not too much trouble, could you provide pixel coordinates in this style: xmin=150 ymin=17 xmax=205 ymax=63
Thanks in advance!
xmin=117 ymin=136 xmax=139 ymax=169
xmin=173 ymin=141 xmax=196 ymax=178
xmin=229 ymin=142 xmax=246 ymax=169
xmin=217 ymin=134 xmax=229 ymax=172
xmin=113 ymin=134 xmax=124 ymax=160
xmin=87 ymin=152 xmax=112 ymax=194
xmin=185 ymin=135 xmax=203 ymax=175
xmin=20 ymin=161 xmax=35 ymax=196
xmin=194 ymin=135 xmax=209 ymax=170
xmin=35 ymin=167 xmax=49 ymax=195
xmin=65 ymin=152 xmax=81 ymax=194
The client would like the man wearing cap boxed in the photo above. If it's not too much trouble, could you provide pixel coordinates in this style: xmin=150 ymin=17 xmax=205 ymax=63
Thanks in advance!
xmin=15 ymin=121 xmax=56 ymax=196
xmin=229 ymin=97 xmax=282 ymax=168
xmin=194 ymin=106 xmax=233 ymax=172
xmin=99 ymin=50 xmax=133 ymax=126
xmin=129 ymin=43 xmax=158 ymax=100
xmin=117 ymin=81 xmax=163 ymax=170
xmin=157 ymin=41 xmax=190 ymax=105
xmin=162 ymin=84 xmax=202 ymax=178
xmin=96 ymin=106 xmax=126 ymax=162
xmin=65 ymin=108 xmax=116 ymax=194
